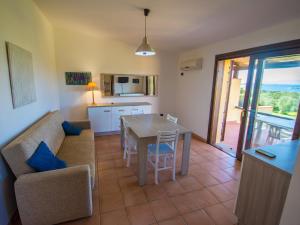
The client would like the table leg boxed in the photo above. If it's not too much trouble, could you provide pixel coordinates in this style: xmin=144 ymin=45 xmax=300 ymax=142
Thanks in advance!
xmin=181 ymin=132 xmax=191 ymax=175
xmin=120 ymin=118 xmax=124 ymax=150
xmin=137 ymin=138 xmax=148 ymax=186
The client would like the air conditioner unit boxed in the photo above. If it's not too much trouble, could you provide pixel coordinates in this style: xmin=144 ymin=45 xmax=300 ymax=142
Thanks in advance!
xmin=180 ymin=58 xmax=203 ymax=71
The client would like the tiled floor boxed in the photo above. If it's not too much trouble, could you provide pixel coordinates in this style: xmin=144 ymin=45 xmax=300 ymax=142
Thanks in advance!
xmin=13 ymin=135 xmax=241 ymax=225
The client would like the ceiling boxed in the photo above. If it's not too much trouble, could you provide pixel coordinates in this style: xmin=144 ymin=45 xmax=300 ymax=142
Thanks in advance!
xmin=34 ymin=0 xmax=300 ymax=52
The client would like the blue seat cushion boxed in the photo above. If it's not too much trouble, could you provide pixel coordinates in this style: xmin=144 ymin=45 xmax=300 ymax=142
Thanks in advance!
xmin=62 ymin=121 xmax=82 ymax=136
xmin=27 ymin=141 xmax=67 ymax=172
xmin=148 ymin=143 xmax=173 ymax=154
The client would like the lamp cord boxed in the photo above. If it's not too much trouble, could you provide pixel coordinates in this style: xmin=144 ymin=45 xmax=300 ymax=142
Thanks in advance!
xmin=144 ymin=14 xmax=147 ymax=37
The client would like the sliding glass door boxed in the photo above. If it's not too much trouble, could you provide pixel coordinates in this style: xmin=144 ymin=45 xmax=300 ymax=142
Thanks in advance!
xmin=209 ymin=40 xmax=300 ymax=160
xmin=244 ymin=54 xmax=300 ymax=150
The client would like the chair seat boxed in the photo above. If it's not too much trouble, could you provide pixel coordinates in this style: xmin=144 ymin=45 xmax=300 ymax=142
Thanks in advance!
xmin=148 ymin=143 xmax=173 ymax=154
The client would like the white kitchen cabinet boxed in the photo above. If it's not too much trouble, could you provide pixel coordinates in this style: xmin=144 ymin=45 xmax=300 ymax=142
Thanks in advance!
xmin=130 ymin=106 xmax=144 ymax=115
xmin=88 ymin=103 xmax=151 ymax=134
xmin=142 ymin=105 xmax=151 ymax=114
xmin=88 ymin=107 xmax=112 ymax=132
xmin=111 ymin=106 xmax=131 ymax=131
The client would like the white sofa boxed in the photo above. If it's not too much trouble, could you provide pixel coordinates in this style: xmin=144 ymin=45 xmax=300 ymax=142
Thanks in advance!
xmin=1 ymin=111 xmax=95 ymax=225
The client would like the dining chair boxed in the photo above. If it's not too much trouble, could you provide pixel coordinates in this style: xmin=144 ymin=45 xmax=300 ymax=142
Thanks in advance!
xmin=148 ymin=129 xmax=180 ymax=184
xmin=166 ymin=114 xmax=178 ymax=123
xmin=122 ymin=119 xmax=137 ymax=167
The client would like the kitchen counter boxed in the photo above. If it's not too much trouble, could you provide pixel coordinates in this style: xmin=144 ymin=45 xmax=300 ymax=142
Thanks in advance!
xmin=88 ymin=102 xmax=151 ymax=108
xmin=235 ymin=140 xmax=300 ymax=225
xmin=243 ymin=140 xmax=300 ymax=175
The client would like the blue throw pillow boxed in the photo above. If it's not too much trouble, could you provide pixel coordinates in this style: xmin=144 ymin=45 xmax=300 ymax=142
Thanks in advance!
xmin=27 ymin=141 xmax=67 ymax=172
xmin=62 ymin=121 xmax=82 ymax=136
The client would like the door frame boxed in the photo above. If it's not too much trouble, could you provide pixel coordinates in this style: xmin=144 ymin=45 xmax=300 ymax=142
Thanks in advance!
xmin=220 ymin=60 xmax=235 ymax=142
xmin=208 ymin=39 xmax=300 ymax=160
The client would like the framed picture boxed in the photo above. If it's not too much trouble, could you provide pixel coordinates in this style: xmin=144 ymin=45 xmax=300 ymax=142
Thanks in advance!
xmin=6 ymin=42 xmax=37 ymax=108
xmin=65 ymin=72 xmax=92 ymax=85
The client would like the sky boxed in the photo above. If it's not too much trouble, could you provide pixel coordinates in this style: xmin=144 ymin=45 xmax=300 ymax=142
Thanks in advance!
xmin=238 ymin=67 xmax=300 ymax=85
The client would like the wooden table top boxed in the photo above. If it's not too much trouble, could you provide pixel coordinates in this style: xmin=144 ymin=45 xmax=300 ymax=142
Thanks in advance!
xmin=121 ymin=114 xmax=191 ymax=138
xmin=243 ymin=140 xmax=300 ymax=175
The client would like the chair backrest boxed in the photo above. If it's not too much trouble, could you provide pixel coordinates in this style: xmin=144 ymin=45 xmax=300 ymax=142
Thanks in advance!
xmin=122 ymin=118 xmax=131 ymax=147
xmin=122 ymin=118 xmax=129 ymax=138
xmin=156 ymin=129 xmax=180 ymax=154
xmin=166 ymin=114 xmax=178 ymax=123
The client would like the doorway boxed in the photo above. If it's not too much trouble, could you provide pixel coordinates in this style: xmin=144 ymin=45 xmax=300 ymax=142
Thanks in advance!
xmin=208 ymin=39 xmax=300 ymax=159
xmin=214 ymin=57 xmax=250 ymax=156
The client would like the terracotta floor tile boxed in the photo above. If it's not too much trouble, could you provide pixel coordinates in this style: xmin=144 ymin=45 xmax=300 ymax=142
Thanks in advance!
xmin=123 ymin=187 xmax=147 ymax=207
xmin=207 ymin=184 xmax=235 ymax=202
xmin=222 ymin=199 xmax=236 ymax=212
xmin=177 ymin=176 xmax=204 ymax=192
xmin=191 ymin=155 xmax=207 ymax=163
xmin=209 ymin=170 xmax=233 ymax=183
xmin=99 ymin=168 xmax=117 ymax=180
xmin=211 ymin=159 xmax=232 ymax=169
xmin=116 ymin=167 xmax=135 ymax=177
xmin=114 ymin=159 xmax=126 ymax=168
xmin=198 ymin=162 xmax=221 ymax=172
xmin=99 ymin=178 xmax=120 ymax=195
xmin=144 ymin=184 xmax=168 ymax=201
xmin=158 ymin=216 xmax=187 ymax=225
xmin=163 ymin=181 xmax=186 ymax=196
xmin=118 ymin=176 xmax=138 ymax=190
xmin=185 ymin=189 xmax=219 ymax=209
xmin=223 ymin=180 xmax=239 ymax=195
xmin=183 ymin=210 xmax=214 ymax=225
xmin=101 ymin=192 xmax=125 ymax=213
xmin=98 ymin=160 xmax=115 ymax=171
xmin=223 ymin=167 xmax=241 ymax=180
xmin=98 ymin=153 xmax=115 ymax=161
xmin=170 ymin=193 xmax=200 ymax=214
xmin=202 ymin=154 xmax=220 ymax=161
xmin=193 ymin=172 xmax=220 ymax=187
xmin=100 ymin=209 xmax=130 ymax=225
xmin=150 ymin=198 xmax=179 ymax=221
xmin=127 ymin=203 xmax=156 ymax=225
xmin=204 ymin=203 xmax=237 ymax=225
xmin=158 ymin=170 xmax=174 ymax=183
xmin=212 ymin=150 xmax=231 ymax=159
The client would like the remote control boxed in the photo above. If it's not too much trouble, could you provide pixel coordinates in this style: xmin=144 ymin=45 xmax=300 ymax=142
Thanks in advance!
xmin=255 ymin=149 xmax=276 ymax=158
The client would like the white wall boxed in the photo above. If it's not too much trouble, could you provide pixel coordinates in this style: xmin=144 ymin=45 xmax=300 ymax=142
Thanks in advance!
xmin=54 ymin=27 xmax=177 ymax=120
xmin=0 ymin=0 xmax=59 ymax=224
xmin=176 ymin=19 xmax=300 ymax=139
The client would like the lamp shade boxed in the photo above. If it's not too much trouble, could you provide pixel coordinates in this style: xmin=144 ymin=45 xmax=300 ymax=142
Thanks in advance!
xmin=87 ymin=82 xmax=97 ymax=90
xmin=135 ymin=36 xmax=156 ymax=56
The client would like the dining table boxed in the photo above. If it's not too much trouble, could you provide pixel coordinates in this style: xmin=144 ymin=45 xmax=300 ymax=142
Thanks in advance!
xmin=120 ymin=114 xmax=192 ymax=186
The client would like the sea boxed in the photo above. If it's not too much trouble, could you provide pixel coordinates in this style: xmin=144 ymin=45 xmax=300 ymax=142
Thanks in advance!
xmin=261 ymin=84 xmax=300 ymax=92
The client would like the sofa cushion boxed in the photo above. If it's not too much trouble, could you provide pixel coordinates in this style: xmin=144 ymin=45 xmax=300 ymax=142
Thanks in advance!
xmin=62 ymin=121 xmax=82 ymax=136
xmin=57 ymin=130 xmax=95 ymax=187
xmin=27 ymin=141 xmax=66 ymax=172
xmin=1 ymin=111 xmax=65 ymax=177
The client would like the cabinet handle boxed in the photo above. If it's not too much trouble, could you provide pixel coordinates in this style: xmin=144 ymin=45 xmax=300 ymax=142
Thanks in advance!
xmin=118 ymin=109 xmax=125 ymax=112
xmin=132 ymin=108 xmax=138 ymax=111
xmin=104 ymin=110 xmax=111 ymax=112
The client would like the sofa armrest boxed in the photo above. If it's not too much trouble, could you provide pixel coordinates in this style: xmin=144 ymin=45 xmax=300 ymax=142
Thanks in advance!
xmin=68 ymin=120 xmax=91 ymax=129
xmin=15 ymin=165 xmax=92 ymax=225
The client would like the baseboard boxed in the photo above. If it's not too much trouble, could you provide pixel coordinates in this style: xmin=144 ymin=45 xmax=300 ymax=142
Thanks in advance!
xmin=192 ymin=132 xmax=207 ymax=143
xmin=94 ymin=131 xmax=120 ymax=136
